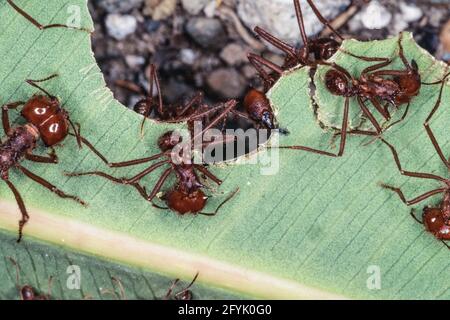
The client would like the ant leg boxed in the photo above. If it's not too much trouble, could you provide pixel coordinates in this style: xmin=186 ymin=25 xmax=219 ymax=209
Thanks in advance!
xmin=174 ymin=272 xmax=199 ymax=300
xmin=18 ymin=165 xmax=87 ymax=206
xmin=7 ymin=0 xmax=91 ymax=33
xmin=253 ymin=26 xmax=297 ymax=58
xmin=380 ymin=138 xmax=448 ymax=183
xmin=2 ymin=101 xmax=25 ymax=135
xmin=357 ymin=97 xmax=383 ymax=134
xmin=248 ymin=53 xmax=283 ymax=87
xmin=151 ymin=64 xmax=163 ymax=116
xmin=338 ymin=50 xmax=391 ymax=66
xmin=275 ymin=97 xmax=349 ymax=157
xmin=194 ymin=165 xmax=222 ymax=186
xmin=25 ymin=148 xmax=58 ymax=164
xmin=164 ymin=279 xmax=180 ymax=300
xmin=381 ymin=184 xmax=445 ymax=206
xmin=4 ymin=179 xmax=29 ymax=242
xmin=305 ymin=0 xmax=344 ymax=40
xmin=423 ymin=78 xmax=450 ymax=169
xmin=441 ymin=241 xmax=450 ymax=250
xmin=147 ymin=168 xmax=173 ymax=201
xmin=369 ymin=97 xmax=391 ymax=120
xmin=67 ymin=160 xmax=169 ymax=186
xmin=409 ymin=209 xmax=423 ymax=224
xmin=7 ymin=257 xmax=21 ymax=288
xmin=179 ymin=92 xmax=204 ymax=117
xmin=26 ymin=74 xmax=58 ymax=98
xmin=396 ymin=32 xmax=413 ymax=70
xmin=67 ymin=119 xmax=83 ymax=149
xmin=198 ymin=188 xmax=240 ymax=216
xmin=293 ymin=0 xmax=309 ymax=53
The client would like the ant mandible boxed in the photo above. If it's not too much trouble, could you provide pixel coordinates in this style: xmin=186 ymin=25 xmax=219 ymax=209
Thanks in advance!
xmin=7 ymin=0 xmax=92 ymax=33
xmin=8 ymin=257 xmax=52 ymax=300
xmin=66 ymin=100 xmax=239 ymax=216
xmin=247 ymin=0 xmax=344 ymax=90
xmin=380 ymin=71 xmax=450 ymax=246
xmin=1 ymin=74 xmax=93 ymax=241
xmin=164 ymin=273 xmax=199 ymax=300
xmin=275 ymin=32 xmax=421 ymax=157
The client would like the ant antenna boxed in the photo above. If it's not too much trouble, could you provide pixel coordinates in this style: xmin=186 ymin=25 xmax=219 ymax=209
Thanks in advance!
xmin=198 ymin=188 xmax=239 ymax=216
xmin=7 ymin=257 xmax=21 ymax=289
xmin=26 ymin=74 xmax=59 ymax=98
xmin=175 ymin=272 xmax=199 ymax=299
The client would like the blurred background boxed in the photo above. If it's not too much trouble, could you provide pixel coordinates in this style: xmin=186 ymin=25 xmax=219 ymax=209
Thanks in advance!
xmin=88 ymin=0 xmax=450 ymax=108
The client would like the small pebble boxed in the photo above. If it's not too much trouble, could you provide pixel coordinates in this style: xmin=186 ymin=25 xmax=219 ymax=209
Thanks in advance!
xmin=97 ymin=0 xmax=144 ymax=13
xmin=125 ymin=55 xmax=146 ymax=69
xmin=181 ymin=0 xmax=210 ymax=15
xmin=440 ymin=19 xmax=450 ymax=58
xmin=206 ymin=68 xmax=246 ymax=99
xmin=144 ymin=0 xmax=177 ymax=20
xmin=399 ymin=2 xmax=423 ymax=23
xmin=220 ymin=43 xmax=248 ymax=66
xmin=359 ymin=0 xmax=392 ymax=29
xmin=105 ymin=14 xmax=138 ymax=40
xmin=185 ymin=17 xmax=227 ymax=49
xmin=180 ymin=48 xmax=199 ymax=65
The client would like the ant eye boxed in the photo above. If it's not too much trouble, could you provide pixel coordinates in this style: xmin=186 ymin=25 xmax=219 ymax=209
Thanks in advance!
xmin=35 ymin=107 xmax=48 ymax=115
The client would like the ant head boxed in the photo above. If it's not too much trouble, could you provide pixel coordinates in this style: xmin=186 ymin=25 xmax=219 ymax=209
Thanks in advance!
xmin=423 ymin=207 xmax=450 ymax=240
xmin=243 ymin=89 xmax=275 ymax=129
xmin=133 ymin=98 xmax=153 ymax=117
xmin=325 ymin=69 xmax=349 ymax=96
xmin=315 ymin=38 xmax=340 ymax=61
xmin=20 ymin=285 xmax=36 ymax=300
xmin=158 ymin=131 xmax=183 ymax=152
xmin=166 ymin=189 xmax=207 ymax=214
xmin=21 ymin=95 xmax=69 ymax=146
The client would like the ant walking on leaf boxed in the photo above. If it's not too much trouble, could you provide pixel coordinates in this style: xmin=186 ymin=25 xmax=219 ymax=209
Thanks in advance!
xmin=274 ymin=32 xmax=422 ymax=157
xmin=66 ymin=101 xmax=240 ymax=216
xmin=0 ymin=74 xmax=99 ymax=241
xmin=8 ymin=257 xmax=52 ymax=300
xmin=381 ymin=71 xmax=450 ymax=247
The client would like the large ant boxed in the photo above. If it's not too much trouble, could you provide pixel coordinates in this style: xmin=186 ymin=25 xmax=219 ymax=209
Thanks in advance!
xmin=1 ymin=74 xmax=92 ymax=241
xmin=66 ymin=100 xmax=239 ymax=216
xmin=276 ymin=32 xmax=421 ymax=157
xmin=247 ymin=0 xmax=344 ymax=90
xmin=164 ymin=273 xmax=199 ymax=300
xmin=8 ymin=257 xmax=52 ymax=300
xmin=7 ymin=0 xmax=91 ymax=33
xmin=380 ymin=71 xmax=450 ymax=246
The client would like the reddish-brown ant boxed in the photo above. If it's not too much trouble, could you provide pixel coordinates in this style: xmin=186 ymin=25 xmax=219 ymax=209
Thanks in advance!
xmin=8 ymin=257 xmax=52 ymax=300
xmin=248 ymin=0 xmax=344 ymax=90
xmin=1 ymin=74 xmax=94 ymax=241
xmin=164 ymin=273 xmax=199 ymax=300
xmin=275 ymin=32 xmax=421 ymax=157
xmin=380 ymin=71 xmax=450 ymax=246
xmin=7 ymin=0 xmax=91 ymax=33
xmin=66 ymin=100 xmax=239 ymax=215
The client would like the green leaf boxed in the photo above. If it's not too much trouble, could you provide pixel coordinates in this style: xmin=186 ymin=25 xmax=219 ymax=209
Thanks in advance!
xmin=0 ymin=1 xmax=449 ymax=299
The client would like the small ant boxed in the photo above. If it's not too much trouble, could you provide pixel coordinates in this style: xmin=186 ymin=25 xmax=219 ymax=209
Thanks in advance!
xmin=7 ymin=0 xmax=91 ymax=33
xmin=8 ymin=257 xmax=52 ymax=300
xmin=164 ymin=273 xmax=199 ymax=300
xmin=101 ymin=277 xmax=127 ymax=300
xmin=1 ymin=74 xmax=94 ymax=241
xmin=118 ymin=64 xmax=284 ymax=135
xmin=275 ymin=32 xmax=421 ymax=157
xmin=380 ymin=71 xmax=450 ymax=246
xmin=66 ymin=100 xmax=239 ymax=215
xmin=248 ymin=0 xmax=344 ymax=90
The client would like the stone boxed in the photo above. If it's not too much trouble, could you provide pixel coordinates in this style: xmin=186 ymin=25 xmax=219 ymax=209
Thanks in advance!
xmin=220 ymin=43 xmax=248 ymax=66
xmin=105 ymin=14 xmax=138 ymax=40
xmin=237 ymin=0 xmax=350 ymax=50
xmin=185 ymin=17 xmax=227 ymax=49
xmin=144 ymin=0 xmax=177 ymax=20
xmin=96 ymin=0 xmax=144 ymax=13
xmin=358 ymin=0 xmax=392 ymax=30
xmin=181 ymin=0 xmax=210 ymax=15
xmin=206 ymin=68 xmax=246 ymax=99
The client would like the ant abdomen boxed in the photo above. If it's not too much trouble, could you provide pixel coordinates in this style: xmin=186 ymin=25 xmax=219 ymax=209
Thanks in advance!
xmin=243 ymin=89 xmax=275 ymax=129
xmin=423 ymin=208 xmax=450 ymax=240
xmin=165 ymin=189 xmax=207 ymax=214
xmin=21 ymin=95 xmax=69 ymax=146
xmin=20 ymin=286 xmax=36 ymax=300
